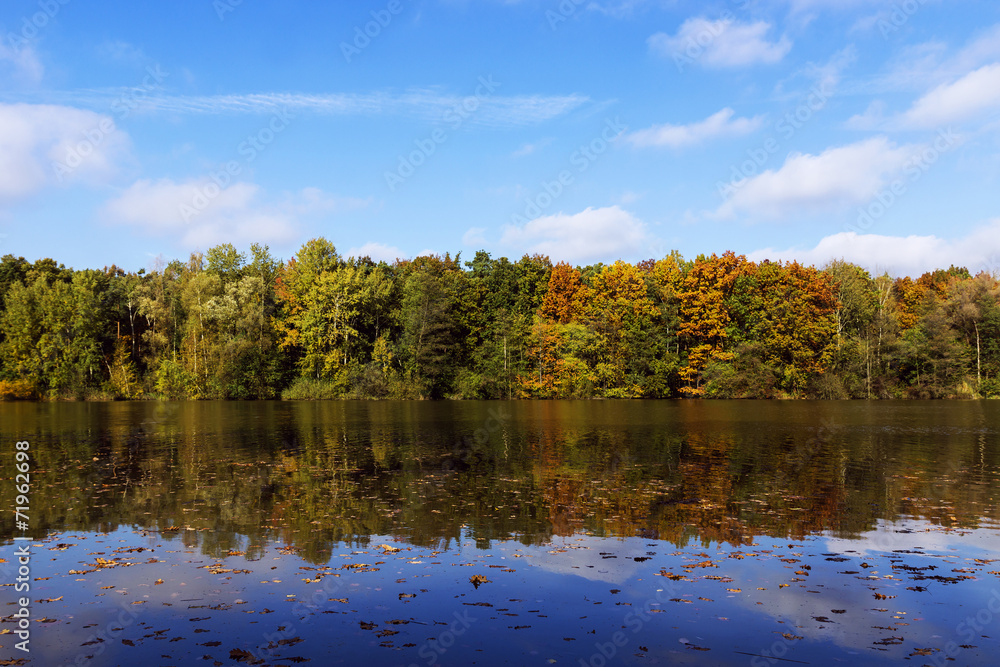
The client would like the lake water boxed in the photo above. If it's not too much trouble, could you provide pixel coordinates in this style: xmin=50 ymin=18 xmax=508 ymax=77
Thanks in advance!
xmin=2 ymin=400 xmax=1000 ymax=666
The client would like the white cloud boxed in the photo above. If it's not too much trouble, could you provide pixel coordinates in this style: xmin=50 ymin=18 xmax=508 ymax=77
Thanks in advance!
xmin=749 ymin=220 xmax=1000 ymax=278
xmin=848 ymin=29 xmax=1000 ymax=131
xmin=860 ymin=23 xmax=1000 ymax=97
xmin=864 ymin=40 xmax=950 ymax=95
xmin=586 ymin=0 xmax=663 ymax=19
xmin=281 ymin=187 xmax=371 ymax=216
xmin=845 ymin=100 xmax=887 ymax=130
xmin=649 ymin=18 xmax=791 ymax=68
xmin=949 ymin=23 xmax=1000 ymax=76
xmin=97 ymin=40 xmax=147 ymax=65
xmin=462 ymin=227 xmax=488 ymax=247
xmin=345 ymin=242 xmax=406 ymax=263
xmin=898 ymin=63 xmax=1000 ymax=129
xmin=0 ymin=103 xmax=131 ymax=203
xmin=848 ymin=12 xmax=883 ymax=35
xmin=0 ymin=43 xmax=44 ymax=84
xmin=618 ymin=191 xmax=641 ymax=205
xmin=106 ymin=178 xmax=265 ymax=230
xmin=716 ymin=137 xmax=915 ymax=219
xmin=500 ymin=205 xmax=649 ymax=263
xmin=511 ymin=138 xmax=553 ymax=158
xmin=35 ymin=89 xmax=589 ymax=129
xmin=103 ymin=179 xmax=361 ymax=248
xmin=786 ymin=0 xmax=884 ymax=10
xmin=626 ymin=108 xmax=765 ymax=149
xmin=799 ymin=46 xmax=856 ymax=99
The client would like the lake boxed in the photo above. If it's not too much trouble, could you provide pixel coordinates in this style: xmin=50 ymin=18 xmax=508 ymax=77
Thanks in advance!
xmin=2 ymin=400 xmax=1000 ymax=666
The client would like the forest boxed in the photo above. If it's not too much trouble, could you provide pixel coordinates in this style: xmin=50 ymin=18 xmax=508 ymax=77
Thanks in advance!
xmin=0 ymin=238 xmax=998 ymax=401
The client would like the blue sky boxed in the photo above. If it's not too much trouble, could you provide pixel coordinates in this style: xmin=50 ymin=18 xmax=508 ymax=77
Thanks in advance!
xmin=0 ymin=0 xmax=998 ymax=277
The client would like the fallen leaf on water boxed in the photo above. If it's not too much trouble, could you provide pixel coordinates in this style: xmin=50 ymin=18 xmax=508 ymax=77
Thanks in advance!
xmin=229 ymin=648 xmax=256 ymax=663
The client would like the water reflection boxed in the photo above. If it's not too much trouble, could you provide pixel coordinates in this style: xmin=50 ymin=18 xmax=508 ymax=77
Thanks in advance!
xmin=2 ymin=400 xmax=999 ymax=561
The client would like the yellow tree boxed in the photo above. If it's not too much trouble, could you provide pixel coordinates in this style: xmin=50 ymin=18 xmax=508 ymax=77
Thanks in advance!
xmin=740 ymin=261 xmax=838 ymax=393
xmin=586 ymin=261 xmax=659 ymax=394
xmin=677 ymin=251 xmax=748 ymax=395
xmin=274 ymin=238 xmax=341 ymax=378
xmin=894 ymin=276 xmax=927 ymax=331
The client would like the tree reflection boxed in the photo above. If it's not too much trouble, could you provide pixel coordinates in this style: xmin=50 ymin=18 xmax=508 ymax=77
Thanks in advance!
xmin=2 ymin=401 xmax=999 ymax=562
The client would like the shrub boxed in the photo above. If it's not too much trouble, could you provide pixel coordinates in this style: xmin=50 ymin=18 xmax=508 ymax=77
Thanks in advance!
xmin=281 ymin=377 xmax=344 ymax=400
xmin=0 ymin=379 xmax=38 ymax=401
xmin=154 ymin=360 xmax=194 ymax=400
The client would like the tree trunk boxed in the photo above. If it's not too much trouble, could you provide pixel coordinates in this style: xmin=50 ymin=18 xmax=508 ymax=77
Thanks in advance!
xmin=976 ymin=321 xmax=981 ymax=389
xmin=865 ymin=339 xmax=871 ymax=399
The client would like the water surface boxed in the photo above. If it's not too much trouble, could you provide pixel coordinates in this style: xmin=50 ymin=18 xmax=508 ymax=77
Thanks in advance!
xmin=2 ymin=400 xmax=999 ymax=665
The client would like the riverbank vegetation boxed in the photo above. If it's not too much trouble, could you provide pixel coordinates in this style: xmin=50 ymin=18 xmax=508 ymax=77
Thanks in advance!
xmin=1 ymin=240 xmax=998 ymax=400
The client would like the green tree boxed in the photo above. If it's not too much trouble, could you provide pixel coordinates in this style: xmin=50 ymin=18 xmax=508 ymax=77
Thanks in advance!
xmin=400 ymin=255 xmax=461 ymax=398
xmin=586 ymin=261 xmax=659 ymax=396
xmin=0 ymin=270 xmax=104 ymax=396
xmin=944 ymin=272 xmax=1000 ymax=392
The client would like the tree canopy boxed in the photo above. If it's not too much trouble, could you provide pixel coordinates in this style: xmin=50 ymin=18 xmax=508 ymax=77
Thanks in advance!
xmin=1 ymin=244 xmax=998 ymax=401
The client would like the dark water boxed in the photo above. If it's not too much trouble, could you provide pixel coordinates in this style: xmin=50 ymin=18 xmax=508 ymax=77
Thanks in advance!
xmin=2 ymin=400 xmax=1000 ymax=666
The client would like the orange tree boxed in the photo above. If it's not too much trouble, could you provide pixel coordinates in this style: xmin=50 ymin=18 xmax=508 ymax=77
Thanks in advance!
xmin=677 ymin=251 xmax=748 ymax=396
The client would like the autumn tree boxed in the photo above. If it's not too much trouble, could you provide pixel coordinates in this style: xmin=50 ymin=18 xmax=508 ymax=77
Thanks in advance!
xmin=724 ymin=261 xmax=838 ymax=395
xmin=586 ymin=261 xmax=660 ymax=396
xmin=944 ymin=272 xmax=1000 ymax=391
xmin=677 ymin=251 xmax=748 ymax=395
xmin=540 ymin=262 xmax=585 ymax=324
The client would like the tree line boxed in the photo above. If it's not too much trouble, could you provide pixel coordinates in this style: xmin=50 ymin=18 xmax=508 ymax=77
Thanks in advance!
xmin=0 ymin=239 xmax=997 ymax=400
